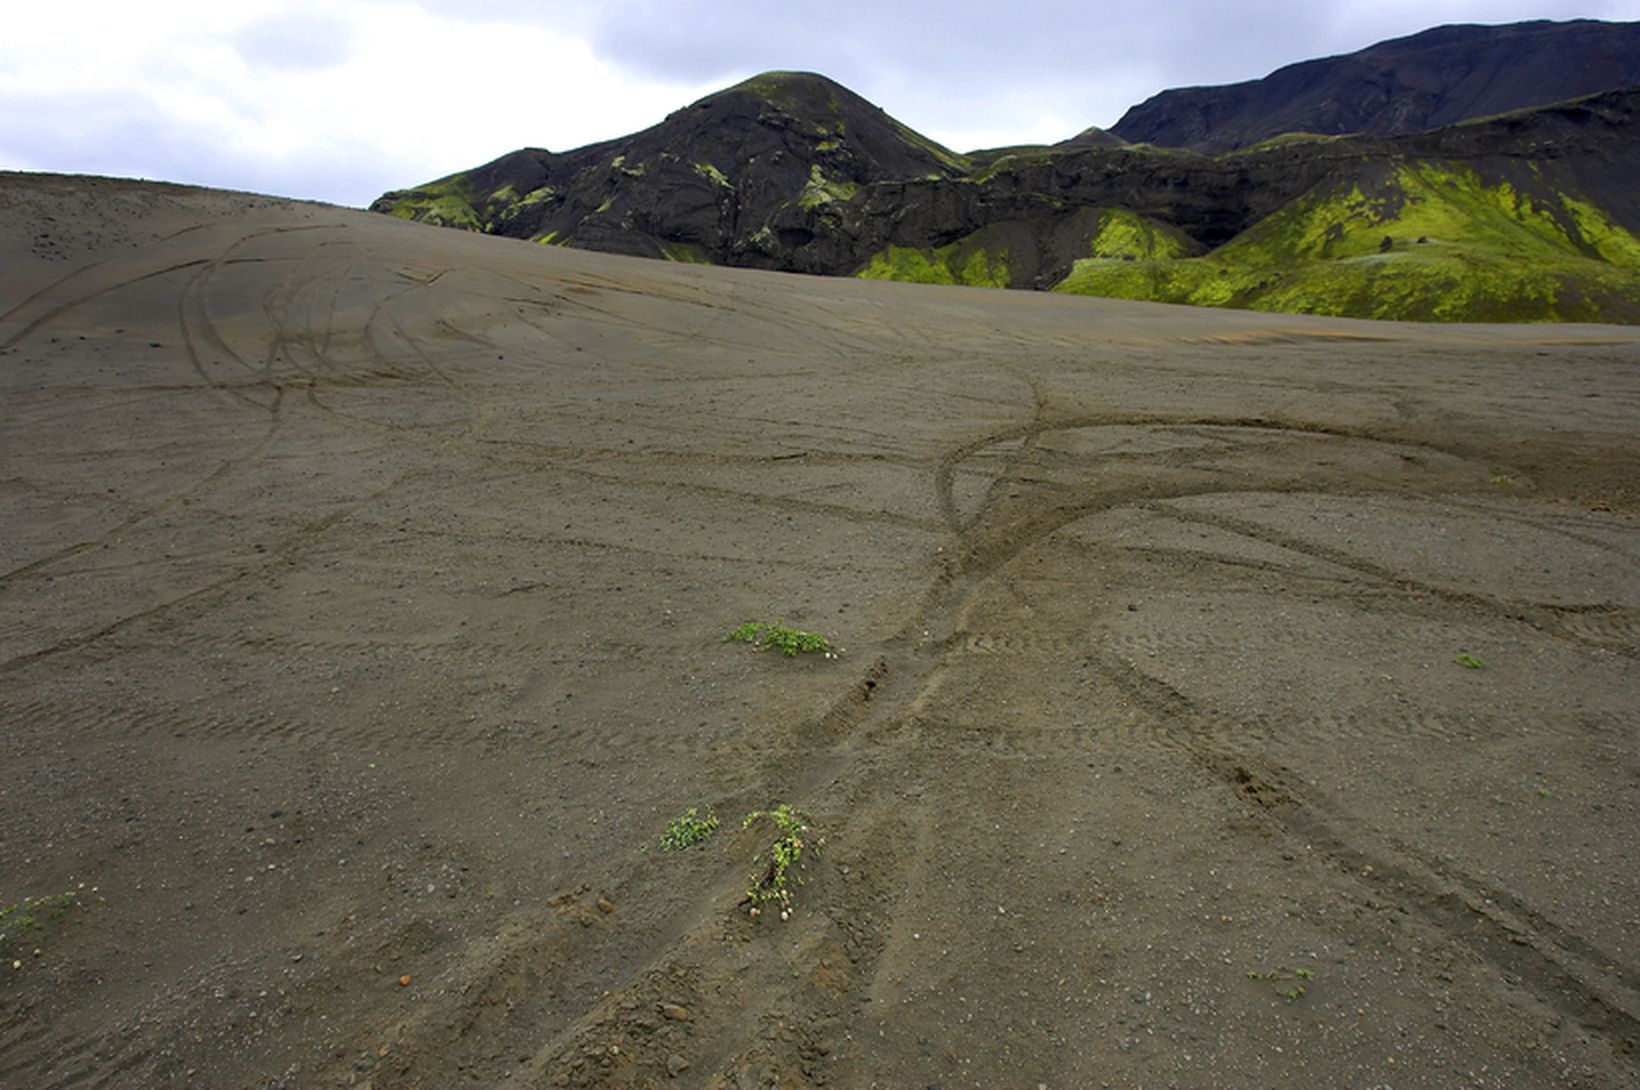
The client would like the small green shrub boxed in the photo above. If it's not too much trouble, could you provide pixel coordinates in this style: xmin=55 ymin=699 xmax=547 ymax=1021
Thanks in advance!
xmin=1 ymin=890 xmax=82 ymax=963
xmin=659 ymin=807 xmax=719 ymax=852
xmin=726 ymin=620 xmax=834 ymax=657
xmin=1248 ymin=964 xmax=1313 ymax=1000
xmin=1455 ymin=652 xmax=1485 ymax=669
xmin=742 ymin=804 xmax=819 ymax=919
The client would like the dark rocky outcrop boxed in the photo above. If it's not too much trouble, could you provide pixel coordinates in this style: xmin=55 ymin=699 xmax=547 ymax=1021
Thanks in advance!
xmin=370 ymin=71 xmax=966 ymax=273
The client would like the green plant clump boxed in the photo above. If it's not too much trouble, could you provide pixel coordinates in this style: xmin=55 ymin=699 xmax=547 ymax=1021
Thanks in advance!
xmin=1 ymin=890 xmax=81 ymax=961
xmin=743 ymin=804 xmax=818 ymax=919
xmin=659 ymin=807 xmax=719 ymax=852
xmin=1248 ymin=964 xmax=1313 ymax=999
xmin=1455 ymin=652 xmax=1486 ymax=669
xmin=726 ymin=620 xmax=834 ymax=657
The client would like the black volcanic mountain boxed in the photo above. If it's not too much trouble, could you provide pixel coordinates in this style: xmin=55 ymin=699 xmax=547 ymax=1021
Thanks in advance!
xmin=1110 ymin=19 xmax=1640 ymax=151
xmin=372 ymin=72 xmax=966 ymax=274
xmin=373 ymin=27 xmax=1640 ymax=323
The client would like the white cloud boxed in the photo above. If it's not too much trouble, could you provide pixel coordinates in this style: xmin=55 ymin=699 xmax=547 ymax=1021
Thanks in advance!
xmin=2 ymin=1 xmax=1637 ymax=205
xmin=235 ymin=11 xmax=358 ymax=73
xmin=0 ymin=1 xmax=719 ymax=205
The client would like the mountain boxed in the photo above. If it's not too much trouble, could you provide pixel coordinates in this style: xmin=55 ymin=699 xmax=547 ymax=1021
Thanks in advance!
xmin=373 ymin=25 xmax=1640 ymax=323
xmin=1109 ymin=19 xmax=1640 ymax=152
xmin=371 ymin=71 xmax=967 ymax=274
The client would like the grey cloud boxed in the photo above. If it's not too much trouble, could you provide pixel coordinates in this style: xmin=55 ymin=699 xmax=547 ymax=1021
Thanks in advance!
xmin=0 ymin=88 xmax=395 ymax=207
xmin=400 ymin=0 xmax=1640 ymax=140
xmin=573 ymin=2 xmax=1339 ymax=86
xmin=526 ymin=2 xmax=1342 ymax=143
xmin=567 ymin=1 xmax=1631 ymax=131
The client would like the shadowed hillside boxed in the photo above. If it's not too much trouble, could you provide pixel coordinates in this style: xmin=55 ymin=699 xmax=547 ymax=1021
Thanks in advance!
xmin=1109 ymin=19 xmax=1640 ymax=151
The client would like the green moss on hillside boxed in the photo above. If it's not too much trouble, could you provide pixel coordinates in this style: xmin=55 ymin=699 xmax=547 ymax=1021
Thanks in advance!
xmin=734 ymin=72 xmax=831 ymax=114
xmin=659 ymin=241 xmax=714 ymax=263
xmin=693 ymin=162 xmax=731 ymax=188
xmin=383 ymin=176 xmax=482 ymax=230
xmin=969 ymin=147 xmax=1065 ymax=184
xmin=493 ymin=185 xmax=558 ymax=229
xmin=1563 ymin=195 xmax=1640 ymax=266
xmin=889 ymin=120 xmax=970 ymax=173
xmin=798 ymin=164 xmax=860 ymax=210
xmin=1054 ymin=162 xmax=1640 ymax=321
xmin=855 ymin=233 xmax=1011 ymax=288
xmin=1086 ymin=209 xmax=1202 ymax=260
xmin=1231 ymin=132 xmax=1346 ymax=155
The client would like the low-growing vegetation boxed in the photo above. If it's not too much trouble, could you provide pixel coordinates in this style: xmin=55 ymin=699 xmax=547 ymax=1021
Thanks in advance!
xmin=726 ymin=620 xmax=834 ymax=657
xmin=742 ymin=804 xmax=819 ymax=920
xmin=1 ymin=889 xmax=83 ymax=966
xmin=1248 ymin=964 xmax=1313 ymax=1000
xmin=659 ymin=807 xmax=719 ymax=852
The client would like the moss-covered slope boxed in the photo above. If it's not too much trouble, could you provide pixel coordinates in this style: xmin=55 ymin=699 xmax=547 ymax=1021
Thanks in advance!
xmin=854 ymin=209 xmax=1200 ymax=289
xmin=1051 ymin=160 xmax=1640 ymax=322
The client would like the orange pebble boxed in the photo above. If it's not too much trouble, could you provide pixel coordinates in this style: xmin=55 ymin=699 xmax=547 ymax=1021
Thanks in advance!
xmin=398 ymin=975 xmax=411 ymax=987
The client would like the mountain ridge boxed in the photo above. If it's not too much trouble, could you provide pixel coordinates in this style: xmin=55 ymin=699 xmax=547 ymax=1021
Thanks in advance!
xmin=1110 ymin=19 xmax=1640 ymax=151
xmin=372 ymin=23 xmax=1640 ymax=322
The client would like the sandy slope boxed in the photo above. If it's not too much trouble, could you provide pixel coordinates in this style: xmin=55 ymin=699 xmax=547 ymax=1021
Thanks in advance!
xmin=1 ymin=171 xmax=1638 ymax=1089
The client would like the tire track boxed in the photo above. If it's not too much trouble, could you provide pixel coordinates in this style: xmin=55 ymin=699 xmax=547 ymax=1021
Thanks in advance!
xmin=0 ymin=259 xmax=209 ymax=350
xmin=1088 ymin=642 xmax=1640 ymax=1062
xmin=0 ymin=475 xmax=405 ymax=675
xmin=1 ymin=222 xmax=338 ymax=351
xmin=2 ymin=227 xmax=303 ymax=588
xmin=1150 ymin=503 xmax=1640 ymax=660
xmin=911 ymin=410 xmax=1640 ymax=1064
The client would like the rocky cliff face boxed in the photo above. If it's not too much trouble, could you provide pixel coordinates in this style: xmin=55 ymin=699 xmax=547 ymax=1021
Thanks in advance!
xmin=1108 ymin=19 xmax=1640 ymax=152
xmin=372 ymin=26 xmax=1640 ymax=322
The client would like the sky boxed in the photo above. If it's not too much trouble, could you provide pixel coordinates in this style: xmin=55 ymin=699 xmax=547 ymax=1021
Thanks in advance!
xmin=2 ymin=1 xmax=1637 ymax=208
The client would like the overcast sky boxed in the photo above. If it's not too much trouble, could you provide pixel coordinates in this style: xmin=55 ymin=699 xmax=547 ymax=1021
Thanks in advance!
xmin=3 ymin=1 xmax=1637 ymax=207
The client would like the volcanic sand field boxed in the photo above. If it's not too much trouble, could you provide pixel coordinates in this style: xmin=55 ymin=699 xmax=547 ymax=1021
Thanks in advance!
xmin=2 ymin=172 xmax=1638 ymax=1089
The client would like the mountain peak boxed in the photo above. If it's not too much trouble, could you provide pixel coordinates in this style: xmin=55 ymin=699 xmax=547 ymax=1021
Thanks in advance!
xmin=723 ymin=70 xmax=850 ymax=100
